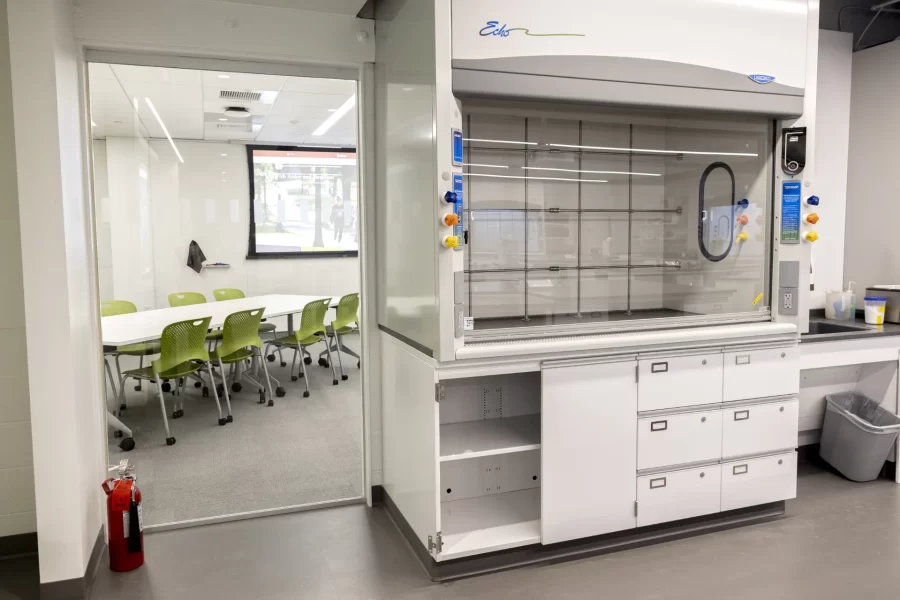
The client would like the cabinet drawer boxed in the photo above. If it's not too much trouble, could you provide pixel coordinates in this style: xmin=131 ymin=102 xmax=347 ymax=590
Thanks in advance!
xmin=721 ymin=452 xmax=797 ymax=512
xmin=723 ymin=346 xmax=799 ymax=402
xmin=637 ymin=409 xmax=722 ymax=470
xmin=638 ymin=353 xmax=723 ymax=412
xmin=637 ymin=465 xmax=722 ymax=527
xmin=722 ymin=398 xmax=798 ymax=458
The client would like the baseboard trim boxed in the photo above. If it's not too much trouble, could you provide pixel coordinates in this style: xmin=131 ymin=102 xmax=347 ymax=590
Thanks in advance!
xmin=381 ymin=487 xmax=786 ymax=582
xmin=0 ymin=531 xmax=38 ymax=559
xmin=40 ymin=526 xmax=105 ymax=600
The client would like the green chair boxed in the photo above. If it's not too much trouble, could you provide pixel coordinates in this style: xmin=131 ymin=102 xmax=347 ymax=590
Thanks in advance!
xmin=121 ymin=316 xmax=226 ymax=446
xmin=213 ymin=288 xmax=278 ymax=334
xmin=168 ymin=292 xmax=224 ymax=344
xmin=265 ymin=298 xmax=337 ymax=398
xmin=101 ymin=300 xmax=161 ymax=408
xmin=318 ymin=293 xmax=360 ymax=381
xmin=209 ymin=308 xmax=281 ymax=411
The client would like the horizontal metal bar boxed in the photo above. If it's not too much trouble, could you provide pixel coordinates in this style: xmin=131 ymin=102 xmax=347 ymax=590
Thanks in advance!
xmin=465 ymin=207 xmax=682 ymax=214
xmin=873 ymin=0 xmax=900 ymax=11
xmin=465 ymin=263 xmax=681 ymax=275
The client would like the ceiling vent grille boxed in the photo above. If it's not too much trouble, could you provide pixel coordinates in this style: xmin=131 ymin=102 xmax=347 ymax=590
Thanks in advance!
xmin=219 ymin=90 xmax=262 ymax=102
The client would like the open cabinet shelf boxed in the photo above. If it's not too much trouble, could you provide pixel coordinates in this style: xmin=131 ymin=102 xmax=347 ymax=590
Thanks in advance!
xmin=440 ymin=488 xmax=541 ymax=560
xmin=440 ymin=414 xmax=541 ymax=461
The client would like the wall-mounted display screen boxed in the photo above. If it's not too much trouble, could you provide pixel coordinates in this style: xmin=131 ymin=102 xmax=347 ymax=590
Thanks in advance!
xmin=247 ymin=146 xmax=358 ymax=257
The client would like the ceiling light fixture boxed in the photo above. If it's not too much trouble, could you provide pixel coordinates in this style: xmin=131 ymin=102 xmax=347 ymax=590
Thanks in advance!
xmin=522 ymin=166 xmax=661 ymax=177
xmin=144 ymin=97 xmax=184 ymax=163
xmin=221 ymin=153 xmax=228 ymax=157
xmin=463 ymin=173 xmax=607 ymax=184
xmin=548 ymin=143 xmax=758 ymax=157
xmin=218 ymin=74 xmax=230 ymax=79
xmin=327 ymin=109 xmax=337 ymax=112
xmin=224 ymin=106 xmax=250 ymax=118
xmin=313 ymin=94 xmax=356 ymax=136
xmin=464 ymin=138 xmax=538 ymax=146
xmin=462 ymin=163 xmax=509 ymax=169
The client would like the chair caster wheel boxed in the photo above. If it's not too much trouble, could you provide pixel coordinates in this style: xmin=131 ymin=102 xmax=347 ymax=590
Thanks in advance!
xmin=304 ymin=356 xmax=313 ymax=365
xmin=134 ymin=385 xmax=142 ymax=392
xmin=341 ymin=375 xmax=348 ymax=381
xmin=120 ymin=404 xmax=127 ymax=411
xmin=291 ymin=376 xmax=298 ymax=382
xmin=232 ymin=383 xmax=242 ymax=393
xmin=119 ymin=438 xmax=135 ymax=451
xmin=333 ymin=379 xmax=338 ymax=386
xmin=226 ymin=415 xmax=233 ymax=423
xmin=194 ymin=381 xmax=202 ymax=388
xmin=173 ymin=410 xmax=184 ymax=419
xmin=218 ymin=418 xmax=227 ymax=426
xmin=318 ymin=358 xmax=329 ymax=367
xmin=166 ymin=437 xmax=176 ymax=446
xmin=267 ymin=354 xmax=276 ymax=362
xmin=258 ymin=391 xmax=266 ymax=404
xmin=280 ymin=361 xmax=287 ymax=367
xmin=203 ymin=387 xmax=209 ymax=397
xmin=162 ymin=382 xmax=171 ymax=393
xmin=276 ymin=387 xmax=286 ymax=397
xmin=267 ymin=399 xmax=274 ymax=407
xmin=113 ymin=430 xmax=123 ymax=438
xmin=303 ymin=391 xmax=310 ymax=398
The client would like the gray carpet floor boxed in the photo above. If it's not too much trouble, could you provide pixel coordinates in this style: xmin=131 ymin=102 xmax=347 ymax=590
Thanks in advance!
xmin=106 ymin=349 xmax=363 ymax=526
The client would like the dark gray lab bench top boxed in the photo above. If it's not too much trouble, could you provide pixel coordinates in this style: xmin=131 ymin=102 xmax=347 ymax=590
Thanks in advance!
xmin=802 ymin=314 xmax=900 ymax=344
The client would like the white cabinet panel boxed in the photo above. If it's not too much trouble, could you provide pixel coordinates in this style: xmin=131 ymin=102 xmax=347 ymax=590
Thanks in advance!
xmin=541 ymin=360 xmax=637 ymax=545
xmin=637 ymin=464 xmax=721 ymax=527
xmin=723 ymin=346 xmax=799 ymax=402
xmin=637 ymin=409 xmax=722 ymax=470
xmin=638 ymin=352 xmax=723 ymax=412
xmin=721 ymin=452 xmax=797 ymax=512
xmin=722 ymin=399 xmax=799 ymax=459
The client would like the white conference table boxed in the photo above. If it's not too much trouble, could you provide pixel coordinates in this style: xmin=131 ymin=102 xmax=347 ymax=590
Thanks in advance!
xmin=101 ymin=294 xmax=340 ymax=346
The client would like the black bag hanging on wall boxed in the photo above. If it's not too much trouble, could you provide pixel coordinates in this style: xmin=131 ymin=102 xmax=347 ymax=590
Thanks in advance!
xmin=187 ymin=240 xmax=206 ymax=274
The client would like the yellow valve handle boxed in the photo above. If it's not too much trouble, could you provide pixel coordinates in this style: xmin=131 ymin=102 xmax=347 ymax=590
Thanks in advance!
xmin=736 ymin=232 xmax=749 ymax=243
xmin=804 ymin=231 xmax=819 ymax=242
xmin=442 ymin=235 xmax=459 ymax=249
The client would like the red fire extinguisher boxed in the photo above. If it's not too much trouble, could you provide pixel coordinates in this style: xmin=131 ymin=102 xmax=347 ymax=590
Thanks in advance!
xmin=102 ymin=460 xmax=144 ymax=572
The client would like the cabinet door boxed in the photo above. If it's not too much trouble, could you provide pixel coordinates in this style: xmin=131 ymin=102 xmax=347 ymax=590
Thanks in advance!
xmin=542 ymin=360 xmax=637 ymax=545
xmin=638 ymin=352 xmax=723 ymax=412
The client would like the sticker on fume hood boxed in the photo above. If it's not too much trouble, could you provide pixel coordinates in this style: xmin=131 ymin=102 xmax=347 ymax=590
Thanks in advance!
xmin=752 ymin=292 xmax=764 ymax=306
xmin=781 ymin=181 xmax=802 ymax=244
xmin=748 ymin=74 xmax=776 ymax=85
xmin=452 ymin=129 xmax=463 ymax=166
xmin=464 ymin=317 xmax=474 ymax=331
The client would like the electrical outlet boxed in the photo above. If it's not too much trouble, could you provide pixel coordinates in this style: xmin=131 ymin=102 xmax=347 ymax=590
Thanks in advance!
xmin=783 ymin=292 xmax=793 ymax=310
xmin=778 ymin=286 xmax=798 ymax=315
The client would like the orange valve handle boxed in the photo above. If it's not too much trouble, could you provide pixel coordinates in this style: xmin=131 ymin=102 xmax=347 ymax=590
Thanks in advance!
xmin=736 ymin=215 xmax=749 ymax=226
xmin=442 ymin=214 xmax=459 ymax=227
xmin=806 ymin=213 xmax=820 ymax=224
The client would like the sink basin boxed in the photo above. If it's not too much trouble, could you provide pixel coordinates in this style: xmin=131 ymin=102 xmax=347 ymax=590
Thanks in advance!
xmin=804 ymin=321 xmax=868 ymax=336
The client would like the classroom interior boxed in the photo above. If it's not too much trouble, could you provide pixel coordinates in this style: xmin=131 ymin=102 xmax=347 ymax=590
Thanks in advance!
xmin=90 ymin=62 xmax=364 ymax=527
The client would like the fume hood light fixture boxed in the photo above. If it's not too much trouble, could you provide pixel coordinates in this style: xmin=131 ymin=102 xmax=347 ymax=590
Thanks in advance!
xmin=549 ymin=143 xmax=758 ymax=157
xmin=463 ymin=138 xmax=538 ymax=146
xmin=462 ymin=163 xmax=510 ymax=169
xmin=144 ymin=97 xmax=184 ymax=164
xmin=463 ymin=173 xmax=607 ymax=184
xmin=522 ymin=166 xmax=660 ymax=177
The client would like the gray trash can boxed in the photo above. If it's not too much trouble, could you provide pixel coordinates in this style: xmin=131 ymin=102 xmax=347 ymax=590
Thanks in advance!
xmin=819 ymin=392 xmax=900 ymax=482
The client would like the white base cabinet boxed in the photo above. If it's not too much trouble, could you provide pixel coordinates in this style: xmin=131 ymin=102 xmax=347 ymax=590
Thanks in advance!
xmin=638 ymin=409 xmax=722 ymax=470
xmin=721 ymin=452 xmax=798 ymax=511
xmin=637 ymin=464 xmax=722 ymax=527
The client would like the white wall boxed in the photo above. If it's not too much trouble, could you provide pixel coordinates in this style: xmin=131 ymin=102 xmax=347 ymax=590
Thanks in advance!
xmin=811 ymin=30 xmax=852 ymax=306
xmin=93 ymin=140 xmax=113 ymax=301
xmin=96 ymin=138 xmax=360 ymax=324
xmin=845 ymin=38 xmax=900 ymax=293
xmin=7 ymin=0 xmax=106 ymax=584
xmin=0 ymin=0 xmax=35 ymax=540
xmin=74 ymin=0 xmax=374 ymax=68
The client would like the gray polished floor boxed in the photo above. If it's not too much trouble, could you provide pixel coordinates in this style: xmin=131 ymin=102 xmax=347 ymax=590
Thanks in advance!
xmin=4 ymin=460 xmax=900 ymax=599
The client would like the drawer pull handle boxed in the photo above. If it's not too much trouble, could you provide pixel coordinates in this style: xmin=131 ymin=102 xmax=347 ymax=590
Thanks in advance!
xmin=780 ymin=406 xmax=785 ymax=412
xmin=701 ymin=416 xmax=707 ymax=423
xmin=733 ymin=464 xmax=749 ymax=475
xmin=651 ymin=420 xmax=668 ymax=432
xmin=735 ymin=355 xmax=751 ymax=365
xmin=651 ymin=362 xmax=668 ymax=373
xmin=702 ymin=359 xmax=707 ymax=365
xmin=650 ymin=477 xmax=667 ymax=489
xmin=700 ymin=472 xmax=705 ymax=478
xmin=778 ymin=459 xmax=783 ymax=465
xmin=734 ymin=410 xmax=750 ymax=421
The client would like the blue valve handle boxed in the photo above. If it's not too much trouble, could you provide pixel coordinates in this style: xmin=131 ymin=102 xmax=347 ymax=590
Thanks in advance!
xmin=443 ymin=191 xmax=457 ymax=204
xmin=806 ymin=195 xmax=820 ymax=206
xmin=737 ymin=198 xmax=749 ymax=209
